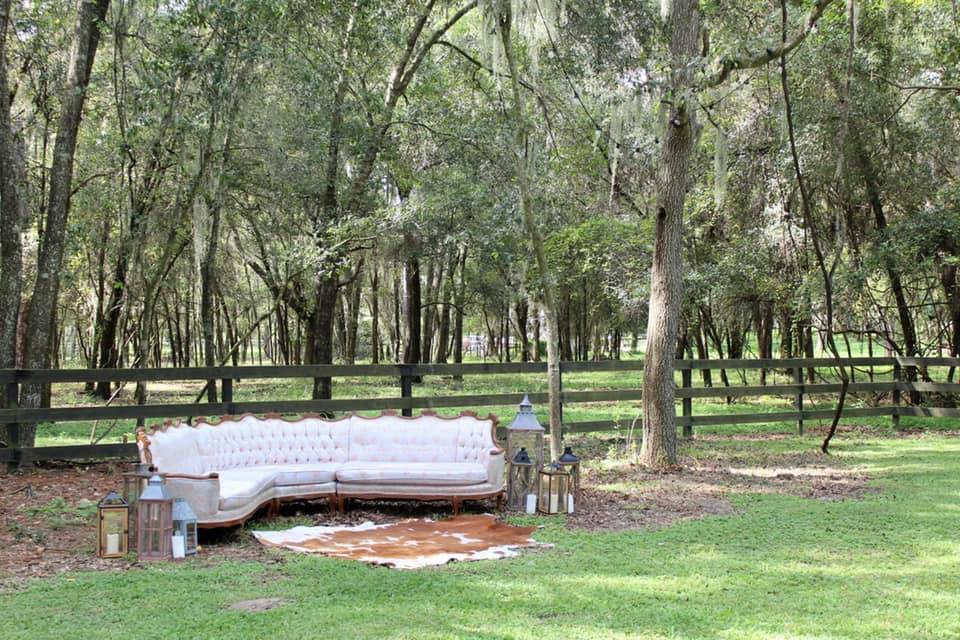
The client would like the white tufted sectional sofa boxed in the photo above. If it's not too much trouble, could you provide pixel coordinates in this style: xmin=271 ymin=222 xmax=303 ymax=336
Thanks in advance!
xmin=136 ymin=411 xmax=505 ymax=527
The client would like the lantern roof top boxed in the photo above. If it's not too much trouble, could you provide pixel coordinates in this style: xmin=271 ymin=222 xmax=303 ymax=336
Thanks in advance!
xmin=172 ymin=497 xmax=197 ymax=521
xmin=509 ymin=394 xmax=544 ymax=431
xmin=558 ymin=446 xmax=580 ymax=463
xmin=139 ymin=474 xmax=172 ymax=502
xmin=98 ymin=491 xmax=128 ymax=507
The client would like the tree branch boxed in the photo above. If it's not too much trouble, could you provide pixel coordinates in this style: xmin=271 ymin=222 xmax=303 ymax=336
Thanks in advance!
xmin=703 ymin=0 xmax=838 ymax=88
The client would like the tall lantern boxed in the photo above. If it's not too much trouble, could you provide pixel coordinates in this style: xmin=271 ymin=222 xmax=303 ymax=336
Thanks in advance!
xmin=97 ymin=492 xmax=129 ymax=558
xmin=122 ymin=463 xmax=154 ymax=550
xmin=137 ymin=474 xmax=174 ymax=561
xmin=507 ymin=394 xmax=545 ymax=471
xmin=537 ymin=462 xmax=570 ymax=515
xmin=507 ymin=447 xmax=537 ymax=513
xmin=171 ymin=498 xmax=199 ymax=558
xmin=557 ymin=446 xmax=581 ymax=513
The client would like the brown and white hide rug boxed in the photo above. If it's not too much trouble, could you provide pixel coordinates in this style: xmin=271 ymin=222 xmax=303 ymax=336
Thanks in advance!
xmin=252 ymin=514 xmax=543 ymax=569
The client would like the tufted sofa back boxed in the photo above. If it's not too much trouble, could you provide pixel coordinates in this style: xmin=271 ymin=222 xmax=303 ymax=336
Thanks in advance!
xmin=192 ymin=414 xmax=350 ymax=472
xmin=141 ymin=412 xmax=497 ymax=474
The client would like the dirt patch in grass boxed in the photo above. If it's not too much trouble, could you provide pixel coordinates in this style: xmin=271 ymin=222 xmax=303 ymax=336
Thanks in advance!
xmin=0 ymin=462 xmax=289 ymax=586
xmin=226 ymin=597 xmax=286 ymax=612
xmin=565 ymin=431 xmax=877 ymax=533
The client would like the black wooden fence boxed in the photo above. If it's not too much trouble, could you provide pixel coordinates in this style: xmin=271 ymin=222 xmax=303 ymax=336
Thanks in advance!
xmin=1 ymin=356 xmax=958 ymax=465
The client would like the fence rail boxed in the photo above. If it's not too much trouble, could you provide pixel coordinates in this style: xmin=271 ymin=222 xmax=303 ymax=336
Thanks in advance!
xmin=1 ymin=356 xmax=957 ymax=465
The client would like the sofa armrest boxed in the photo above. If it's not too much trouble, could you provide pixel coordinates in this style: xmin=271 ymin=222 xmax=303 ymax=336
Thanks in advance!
xmin=485 ymin=449 xmax=505 ymax=491
xmin=163 ymin=473 xmax=220 ymax=520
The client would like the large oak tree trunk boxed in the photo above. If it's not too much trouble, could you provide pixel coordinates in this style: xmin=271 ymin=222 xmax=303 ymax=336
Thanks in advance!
xmin=19 ymin=0 xmax=110 ymax=447
xmin=640 ymin=0 xmax=700 ymax=469
xmin=0 ymin=0 xmax=26 ymax=448
xmin=310 ymin=274 xmax=339 ymax=400
xmin=403 ymin=255 xmax=422 ymax=369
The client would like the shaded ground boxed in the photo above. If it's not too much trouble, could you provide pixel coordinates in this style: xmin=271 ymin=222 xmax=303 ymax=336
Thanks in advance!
xmin=0 ymin=427 xmax=880 ymax=582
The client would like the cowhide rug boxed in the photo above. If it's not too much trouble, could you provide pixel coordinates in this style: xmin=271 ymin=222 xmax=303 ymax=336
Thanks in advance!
xmin=252 ymin=514 xmax=542 ymax=569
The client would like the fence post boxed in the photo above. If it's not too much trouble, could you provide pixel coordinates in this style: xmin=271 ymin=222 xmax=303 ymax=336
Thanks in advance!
xmin=681 ymin=367 xmax=692 ymax=438
xmin=400 ymin=366 xmax=413 ymax=417
xmin=221 ymin=377 xmax=234 ymax=415
xmin=793 ymin=366 xmax=804 ymax=435
xmin=5 ymin=380 xmax=20 ymax=472
xmin=892 ymin=362 xmax=901 ymax=428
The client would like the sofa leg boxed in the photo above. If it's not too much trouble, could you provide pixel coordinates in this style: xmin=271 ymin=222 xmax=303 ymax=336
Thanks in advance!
xmin=329 ymin=497 xmax=338 ymax=514
xmin=452 ymin=498 xmax=461 ymax=516
xmin=337 ymin=495 xmax=346 ymax=513
xmin=496 ymin=493 xmax=504 ymax=512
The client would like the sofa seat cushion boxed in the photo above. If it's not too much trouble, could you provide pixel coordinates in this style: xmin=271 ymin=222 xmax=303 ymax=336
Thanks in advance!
xmin=336 ymin=462 xmax=487 ymax=486
xmin=259 ymin=464 xmax=340 ymax=486
xmin=218 ymin=468 xmax=277 ymax=510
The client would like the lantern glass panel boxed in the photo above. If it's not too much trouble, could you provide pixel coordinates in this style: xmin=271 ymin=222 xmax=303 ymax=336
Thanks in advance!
xmin=537 ymin=467 xmax=569 ymax=515
xmin=137 ymin=475 xmax=173 ymax=560
xmin=97 ymin=492 xmax=129 ymax=558
xmin=122 ymin=465 xmax=153 ymax=549
xmin=557 ymin=446 xmax=581 ymax=508
xmin=172 ymin=498 xmax=199 ymax=556
xmin=507 ymin=460 xmax=535 ymax=511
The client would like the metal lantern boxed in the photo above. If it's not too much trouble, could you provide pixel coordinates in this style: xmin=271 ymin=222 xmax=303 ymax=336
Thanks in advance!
xmin=557 ymin=446 xmax=581 ymax=513
xmin=137 ymin=474 xmax=174 ymax=561
xmin=507 ymin=447 xmax=537 ymax=512
xmin=171 ymin=498 xmax=199 ymax=558
xmin=97 ymin=492 xmax=129 ymax=558
xmin=122 ymin=463 xmax=154 ymax=550
xmin=537 ymin=462 xmax=570 ymax=515
xmin=507 ymin=394 xmax=545 ymax=473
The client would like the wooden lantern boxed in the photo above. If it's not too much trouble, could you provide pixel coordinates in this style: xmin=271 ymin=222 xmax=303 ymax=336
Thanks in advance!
xmin=537 ymin=463 xmax=570 ymax=515
xmin=137 ymin=474 xmax=173 ymax=561
xmin=122 ymin=464 xmax=154 ymax=551
xmin=97 ymin=491 xmax=129 ymax=558
xmin=507 ymin=447 xmax=536 ymax=512
xmin=506 ymin=395 xmax=545 ymax=473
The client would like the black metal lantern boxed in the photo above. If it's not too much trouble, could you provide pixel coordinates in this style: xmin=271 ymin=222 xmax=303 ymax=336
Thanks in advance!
xmin=557 ymin=446 xmax=580 ymax=512
xmin=97 ymin=492 xmax=129 ymax=558
xmin=507 ymin=394 xmax=545 ymax=474
xmin=507 ymin=447 xmax=537 ymax=512
xmin=137 ymin=474 xmax=173 ymax=561
xmin=537 ymin=462 xmax=570 ymax=515
xmin=171 ymin=498 xmax=198 ymax=558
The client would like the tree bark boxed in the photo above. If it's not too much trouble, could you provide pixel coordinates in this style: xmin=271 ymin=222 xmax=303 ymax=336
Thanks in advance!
xmin=0 ymin=0 xmax=26 ymax=448
xmin=496 ymin=5 xmax=563 ymax=460
xmin=19 ymin=0 xmax=111 ymax=446
xmin=369 ymin=262 xmax=380 ymax=364
xmin=453 ymin=247 xmax=466 ymax=379
xmin=402 ymin=254 xmax=422 ymax=369
xmin=640 ymin=0 xmax=700 ymax=469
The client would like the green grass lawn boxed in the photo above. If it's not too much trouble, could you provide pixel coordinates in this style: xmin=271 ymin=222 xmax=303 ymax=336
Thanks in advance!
xmin=4 ymin=431 xmax=960 ymax=639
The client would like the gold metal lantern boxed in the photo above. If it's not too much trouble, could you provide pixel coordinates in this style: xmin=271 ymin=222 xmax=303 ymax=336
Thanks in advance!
xmin=537 ymin=463 xmax=570 ymax=515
